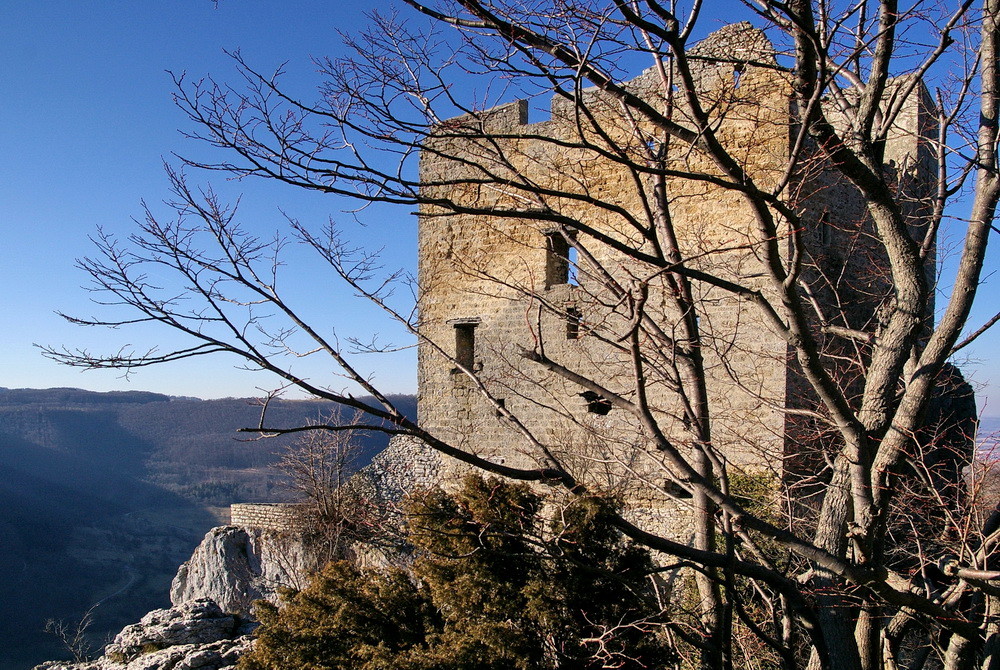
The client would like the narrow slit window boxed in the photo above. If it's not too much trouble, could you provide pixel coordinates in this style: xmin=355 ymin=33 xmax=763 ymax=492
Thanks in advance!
xmin=819 ymin=211 xmax=831 ymax=244
xmin=545 ymin=231 xmax=570 ymax=287
xmin=566 ymin=306 xmax=582 ymax=340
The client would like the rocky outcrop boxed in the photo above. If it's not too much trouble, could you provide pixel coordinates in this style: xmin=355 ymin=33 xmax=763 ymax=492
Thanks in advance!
xmin=169 ymin=526 xmax=315 ymax=615
xmin=33 ymin=526 xmax=298 ymax=670
xmin=169 ymin=436 xmax=435 ymax=616
xmin=34 ymin=599 xmax=252 ymax=670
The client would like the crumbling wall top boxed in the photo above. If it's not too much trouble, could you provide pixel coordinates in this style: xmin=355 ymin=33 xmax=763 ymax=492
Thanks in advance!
xmin=686 ymin=22 xmax=777 ymax=89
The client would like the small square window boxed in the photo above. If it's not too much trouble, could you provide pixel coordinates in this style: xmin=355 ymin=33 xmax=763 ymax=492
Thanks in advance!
xmin=580 ymin=391 xmax=612 ymax=415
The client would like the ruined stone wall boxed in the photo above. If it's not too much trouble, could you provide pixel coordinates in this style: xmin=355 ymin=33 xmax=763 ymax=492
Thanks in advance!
xmin=781 ymin=77 xmax=937 ymax=466
xmin=349 ymin=435 xmax=445 ymax=503
xmin=228 ymin=437 xmax=444 ymax=538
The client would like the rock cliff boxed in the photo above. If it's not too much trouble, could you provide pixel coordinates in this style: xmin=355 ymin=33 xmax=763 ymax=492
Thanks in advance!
xmin=34 ymin=434 xmax=427 ymax=670
xmin=169 ymin=525 xmax=315 ymax=615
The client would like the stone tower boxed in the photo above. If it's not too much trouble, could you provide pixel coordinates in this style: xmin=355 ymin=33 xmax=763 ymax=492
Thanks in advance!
xmin=413 ymin=24 xmax=937 ymax=530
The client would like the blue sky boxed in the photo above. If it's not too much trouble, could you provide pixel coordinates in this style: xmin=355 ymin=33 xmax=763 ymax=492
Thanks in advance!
xmin=2 ymin=2 xmax=1000 ymax=414
xmin=0 ymin=0 xmax=419 ymax=398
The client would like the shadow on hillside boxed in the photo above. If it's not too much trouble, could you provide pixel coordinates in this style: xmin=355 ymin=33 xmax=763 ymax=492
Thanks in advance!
xmin=0 ymin=408 xmax=217 ymax=670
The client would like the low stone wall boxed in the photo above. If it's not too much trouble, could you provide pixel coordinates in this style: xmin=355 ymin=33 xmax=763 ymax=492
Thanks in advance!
xmin=229 ymin=503 xmax=309 ymax=532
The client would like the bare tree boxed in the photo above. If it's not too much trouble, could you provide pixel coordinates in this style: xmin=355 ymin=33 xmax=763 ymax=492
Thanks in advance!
xmin=44 ymin=604 xmax=98 ymax=664
xmin=275 ymin=408 xmax=391 ymax=563
xmin=277 ymin=410 xmax=363 ymax=521
xmin=43 ymin=2 xmax=1000 ymax=669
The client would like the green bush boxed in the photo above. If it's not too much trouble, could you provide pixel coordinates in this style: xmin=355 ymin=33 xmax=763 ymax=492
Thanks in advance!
xmin=239 ymin=476 xmax=672 ymax=670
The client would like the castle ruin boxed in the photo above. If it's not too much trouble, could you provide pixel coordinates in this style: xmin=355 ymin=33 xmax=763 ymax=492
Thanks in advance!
xmin=402 ymin=23 xmax=949 ymax=534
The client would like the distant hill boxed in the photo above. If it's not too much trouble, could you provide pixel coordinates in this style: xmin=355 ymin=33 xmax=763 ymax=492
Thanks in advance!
xmin=0 ymin=387 xmax=415 ymax=670
xmin=979 ymin=416 xmax=1000 ymax=446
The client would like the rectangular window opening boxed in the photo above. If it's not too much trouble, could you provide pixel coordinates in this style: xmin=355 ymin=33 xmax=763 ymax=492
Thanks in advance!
xmin=580 ymin=391 xmax=612 ymax=415
xmin=819 ymin=211 xmax=831 ymax=244
xmin=454 ymin=322 xmax=477 ymax=371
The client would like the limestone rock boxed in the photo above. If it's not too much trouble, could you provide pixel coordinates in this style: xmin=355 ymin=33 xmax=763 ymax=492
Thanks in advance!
xmin=34 ymin=637 xmax=252 ymax=670
xmin=33 ymin=599 xmax=252 ymax=670
xmin=105 ymin=599 xmax=238 ymax=661
xmin=170 ymin=526 xmax=314 ymax=614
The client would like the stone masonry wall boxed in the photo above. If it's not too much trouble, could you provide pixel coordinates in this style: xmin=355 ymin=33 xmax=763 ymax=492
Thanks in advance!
xmin=228 ymin=25 xmax=934 ymax=544
xmin=230 ymin=436 xmax=444 ymax=534
xmin=415 ymin=25 xmax=794 ymax=539
xmin=229 ymin=503 xmax=310 ymax=533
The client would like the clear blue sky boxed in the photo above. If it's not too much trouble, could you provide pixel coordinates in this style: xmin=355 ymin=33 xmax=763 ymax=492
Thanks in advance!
xmin=2 ymin=2 xmax=1000 ymax=414
xmin=0 ymin=0 xmax=419 ymax=399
